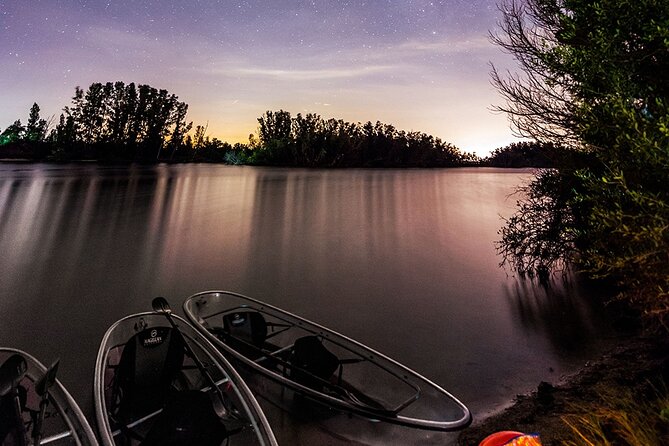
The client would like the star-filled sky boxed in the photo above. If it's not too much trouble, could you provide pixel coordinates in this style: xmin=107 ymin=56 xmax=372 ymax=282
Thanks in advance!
xmin=1 ymin=0 xmax=520 ymax=156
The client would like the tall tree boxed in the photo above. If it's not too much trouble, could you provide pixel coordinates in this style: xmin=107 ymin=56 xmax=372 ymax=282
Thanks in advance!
xmin=79 ymin=83 xmax=106 ymax=143
xmin=493 ymin=0 xmax=669 ymax=321
xmin=165 ymin=101 xmax=191 ymax=160
xmin=25 ymin=103 xmax=48 ymax=142
xmin=0 ymin=120 xmax=24 ymax=144
xmin=52 ymin=114 xmax=76 ymax=146
xmin=256 ymin=110 xmax=293 ymax=163
xmin=292 ymin=113 xmax=327 ymax=166
xmin=58 ymin=81 xmax=190 ymax=160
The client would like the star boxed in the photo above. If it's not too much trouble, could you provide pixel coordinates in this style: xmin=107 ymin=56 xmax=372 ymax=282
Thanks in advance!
xmin=0 ymin=0 xmax=520 ymax=156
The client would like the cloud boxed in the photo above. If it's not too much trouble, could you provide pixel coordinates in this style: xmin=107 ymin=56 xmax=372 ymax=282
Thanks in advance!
xmin=85 ymin=25 xmax=165 ymax=53
xmin=230 ymin=64 xmax=394 ymax=81
xmin=395 ymin=36 xmax=494 ymax=54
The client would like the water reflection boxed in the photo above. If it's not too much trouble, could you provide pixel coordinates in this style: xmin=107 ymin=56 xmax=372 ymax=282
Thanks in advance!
xmin=0 ymin=164 xmax=613 ymax=445
xmin=505 ymin=277 xmax=609 ymax=357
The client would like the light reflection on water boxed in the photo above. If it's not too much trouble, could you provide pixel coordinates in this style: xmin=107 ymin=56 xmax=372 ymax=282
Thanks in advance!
xmin=0 ymin=163 xmax=613 ymax=445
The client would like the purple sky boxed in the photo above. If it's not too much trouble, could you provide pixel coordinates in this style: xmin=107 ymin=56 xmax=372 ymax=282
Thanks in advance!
xmin=1 ymin=0 xmax=519 ymax=155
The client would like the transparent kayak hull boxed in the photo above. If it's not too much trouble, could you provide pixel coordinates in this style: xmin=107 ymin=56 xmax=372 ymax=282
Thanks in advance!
xmin=183 ymin=290 xmax=472 ymax=432
xmin=93 ymin=312 xmax=277 ymax=446
xmin=0 ymin=348 xmax=98 ymax=446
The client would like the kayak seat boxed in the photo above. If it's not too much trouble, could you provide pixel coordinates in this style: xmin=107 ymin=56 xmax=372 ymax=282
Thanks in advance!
xmin=0 ymin=388 xmax=28 ymax=446
xmin=0 ymin=391 xmax=27 ymax=446
xmin=112 ymin=327 xmax=185 ymax=424
xmin=222 ymin=311 xmax=268 ymax=349
xmin=0 ymin=354 xmax=28 ymax=446
xmin=290 ymin=336 xmax=339 ymax=391
xmin=140 ymin=390 xmax=227 ymax=446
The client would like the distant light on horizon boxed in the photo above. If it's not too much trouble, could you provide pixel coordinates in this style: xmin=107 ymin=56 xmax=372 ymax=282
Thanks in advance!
xmin=0 ymin=0 xmax=522 ymax=157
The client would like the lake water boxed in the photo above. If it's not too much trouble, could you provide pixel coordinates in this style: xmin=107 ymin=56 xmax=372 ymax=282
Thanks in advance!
xmin=0 ymin=163 xmax=614 ymax=444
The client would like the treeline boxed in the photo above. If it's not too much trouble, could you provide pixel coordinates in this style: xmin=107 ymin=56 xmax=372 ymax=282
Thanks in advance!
xmin=4 ymin=81 xmax=569 ymax=168
xmin=483 ymin=141 xmax=569 ymax=168
xmin=244 ymin=110 xmax=478 ymax=167
xmin=0 ymin=82 xmax=190 ymax=162
xmin=0 ymin=81 xmax=486 ymax=167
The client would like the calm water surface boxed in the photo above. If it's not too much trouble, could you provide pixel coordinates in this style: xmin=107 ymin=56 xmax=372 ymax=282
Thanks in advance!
xmin=0 ymin=163 xmax=613 ymax=444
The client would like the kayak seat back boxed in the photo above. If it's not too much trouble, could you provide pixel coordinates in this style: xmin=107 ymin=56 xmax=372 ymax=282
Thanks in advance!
xmin=0 ymin=387 xmax=27 ymax=446
xmin=290 ymin=336 xmax=339 ymax=391
xmin=222 ymin=311 xmax=268 ymax=348
xmin=112 ymin=327 xmax=185 ymax=422
xmin=0 ymin=354 xmax=28 ymax=446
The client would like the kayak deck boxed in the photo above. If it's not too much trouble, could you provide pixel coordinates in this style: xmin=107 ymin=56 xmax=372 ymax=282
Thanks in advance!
xmin=184 ymin=290 xmax=472 ymax=431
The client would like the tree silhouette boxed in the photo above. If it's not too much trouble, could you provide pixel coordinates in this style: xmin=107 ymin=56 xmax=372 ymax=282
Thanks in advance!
xmin=0 ymin=120 xmax=23 ymax=144
xmin=2 ymin=86 xmax=474 ymax=168
xmin=493 ymin=0 xmax=669 ymax=323
xmin=249 ymin=110 xmax=473 ymax=167
xmin=50 ymin=81 xmax=191 ymax=161
xmin=25 ymin=103 xmax=48 ymax=142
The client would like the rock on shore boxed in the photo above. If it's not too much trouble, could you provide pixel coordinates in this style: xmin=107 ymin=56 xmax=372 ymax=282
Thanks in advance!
xmin=457 ymin=335 xmax=669 ymax=445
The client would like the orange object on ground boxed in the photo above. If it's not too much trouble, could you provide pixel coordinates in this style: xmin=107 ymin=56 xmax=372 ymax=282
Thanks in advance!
xmin=479 ymin=431 xmax=542 ymax=446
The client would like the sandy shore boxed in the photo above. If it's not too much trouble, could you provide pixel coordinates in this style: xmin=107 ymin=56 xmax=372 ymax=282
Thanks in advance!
xmin=456 ymin=334 xmax=669 ymax=445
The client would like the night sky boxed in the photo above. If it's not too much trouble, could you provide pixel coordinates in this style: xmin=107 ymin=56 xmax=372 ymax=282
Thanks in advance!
xmin=1 ymin=0 xmax=519 ymax=156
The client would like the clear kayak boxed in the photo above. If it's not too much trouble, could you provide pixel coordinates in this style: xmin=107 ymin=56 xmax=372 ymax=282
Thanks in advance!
xmin=0 ymin=348 xmax=98 ymax=445
xmin=93 ymin=299 xmax=278 ymax=446
xmin=183 ymin=290 xmax=472 ymax=432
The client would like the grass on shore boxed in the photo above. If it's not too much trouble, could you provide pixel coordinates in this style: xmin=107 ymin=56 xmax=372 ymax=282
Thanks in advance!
xmin=456 ymin=336 xmax=669 ymax=446
xmin=562 ymin=385 xmax=669 ymax=446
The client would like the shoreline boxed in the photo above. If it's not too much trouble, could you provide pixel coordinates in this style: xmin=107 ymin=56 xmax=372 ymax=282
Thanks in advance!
xmin=456 ymin=334 xmax=669 ymax=445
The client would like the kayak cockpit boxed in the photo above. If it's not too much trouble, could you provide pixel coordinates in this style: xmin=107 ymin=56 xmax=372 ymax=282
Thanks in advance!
xmin=0 ymin=348 xmax=98 ymax=446
xmin=95 ymin=311 xmax=278 ymax=446
xmin=201 ymin=304 xmax=422 ymax=414
xmin=185 ymin=291 xmax=472 ymax=431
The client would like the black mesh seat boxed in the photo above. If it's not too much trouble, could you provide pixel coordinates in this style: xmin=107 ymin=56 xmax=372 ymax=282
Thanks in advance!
xmin=0 ymin=391 xmax=27 ymax=446
xmin=222 ymin=311 xmax=268 ymax=348
xmin=111 ymin=327 xmax=228 ymax=445
xmin=113 ymin=327 xmax=185 ymax=422
xmin=214 ymin=311 xmax=269 ymax=360
xmin=0 ymin=355 xmax=28 ymax=446
xmin=290 ymin=336 xmax=339 ymax=391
